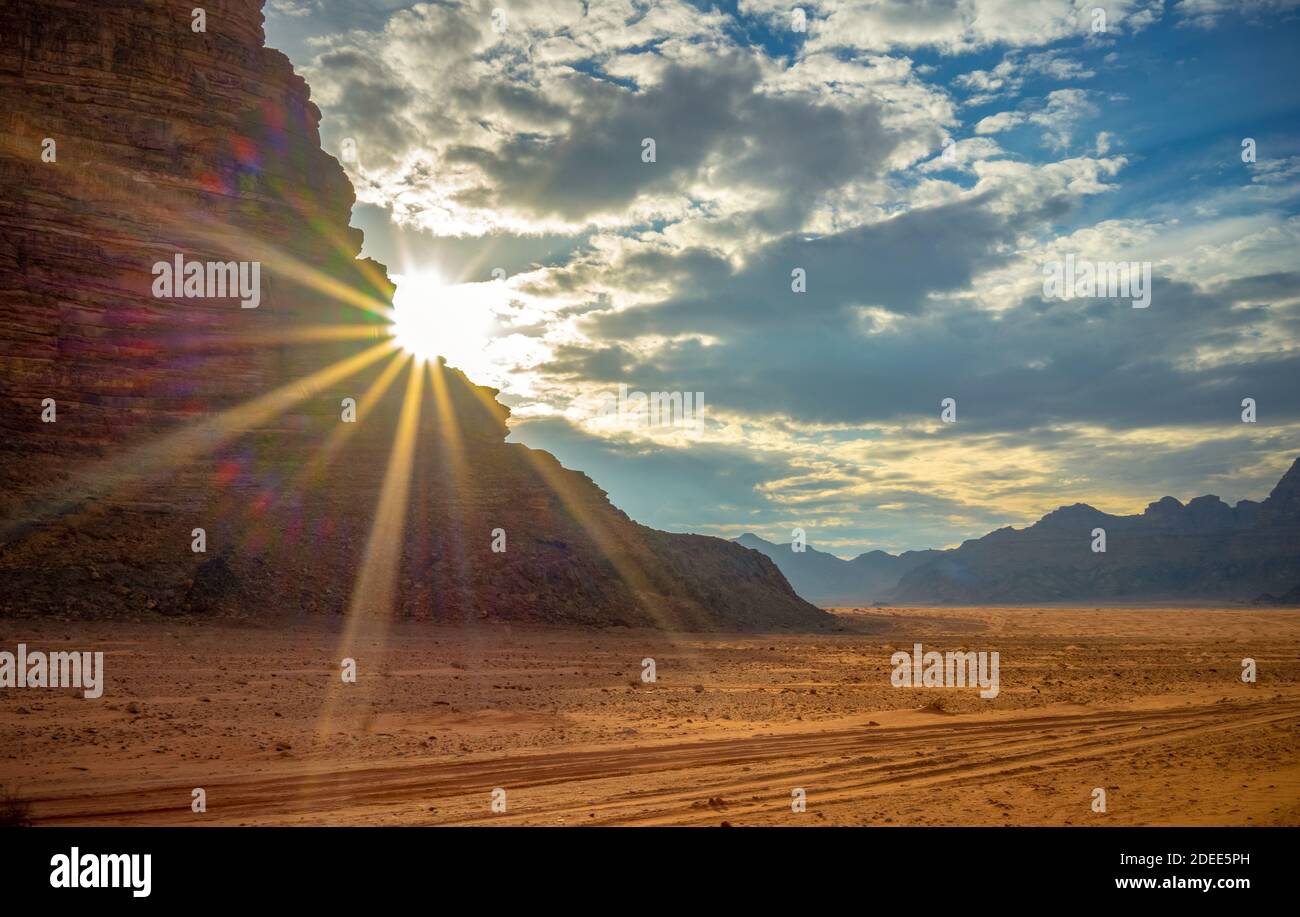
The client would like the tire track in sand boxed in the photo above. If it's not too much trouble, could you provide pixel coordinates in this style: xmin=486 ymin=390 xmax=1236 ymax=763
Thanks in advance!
xmin=29 ymin=698 xmax=1300 ymax=825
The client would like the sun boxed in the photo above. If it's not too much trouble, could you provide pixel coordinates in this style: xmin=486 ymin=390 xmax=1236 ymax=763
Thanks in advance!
xmin=389 ymin=270 xmax=495 ymax=375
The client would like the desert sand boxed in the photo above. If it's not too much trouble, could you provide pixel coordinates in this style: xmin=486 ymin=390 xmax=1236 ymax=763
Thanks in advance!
xmin=2 ymin=606 xmax=1298 ymax=826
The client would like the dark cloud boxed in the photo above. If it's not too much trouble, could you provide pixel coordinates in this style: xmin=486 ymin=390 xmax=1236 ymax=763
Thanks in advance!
xmin=1214 ymin=270 xmax=1300 ymax=304
xmin=437 ymin=53 xmax=911 ymax=223
xmin=449 ymin=58 xmax=759 ymax=220
xmin=542 ymin=344 xmax=634 ymax=380
xmin=590 ymin=195 xmax=1011 ymax=342
xmin=554 ymin=270 xmax=1300 ymax=431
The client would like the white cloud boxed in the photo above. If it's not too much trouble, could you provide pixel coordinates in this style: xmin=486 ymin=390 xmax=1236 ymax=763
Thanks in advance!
xmin=742 ymin=0 xmax=1160 ymax=54
xmin=975 ymin=111 xmax=1027 ymax=134
xmin=956 ymin=48 xmax=1096 ymax=105
xmin=1176 ymin=0 xmax=1300 ymax=28
xmin=1028 ymin=88 xmax=1099 ymax=150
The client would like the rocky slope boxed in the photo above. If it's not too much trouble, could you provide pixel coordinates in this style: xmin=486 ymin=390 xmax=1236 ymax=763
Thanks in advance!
xmin=0 ymin=0 xmax=828 ymax=630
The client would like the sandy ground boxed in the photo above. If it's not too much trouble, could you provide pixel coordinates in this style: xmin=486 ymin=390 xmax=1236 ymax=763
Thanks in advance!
xmin=2 ymin=606 xmax=1298 ymax=826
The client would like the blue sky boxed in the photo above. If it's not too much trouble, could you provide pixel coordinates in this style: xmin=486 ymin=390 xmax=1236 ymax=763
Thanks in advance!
xmin=265 ymin=0 xmax=1300 ymax=556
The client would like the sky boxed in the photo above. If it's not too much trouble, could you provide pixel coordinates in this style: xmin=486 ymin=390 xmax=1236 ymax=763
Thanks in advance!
xmin=264 ymin=0 xmax=1300 ymax=556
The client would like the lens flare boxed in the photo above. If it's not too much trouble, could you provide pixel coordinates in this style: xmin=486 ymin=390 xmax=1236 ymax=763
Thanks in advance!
xmin=390 ymin=271 xmax=493 ymax=374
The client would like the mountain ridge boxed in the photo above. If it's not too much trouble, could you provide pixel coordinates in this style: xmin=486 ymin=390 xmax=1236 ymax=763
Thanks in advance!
xmin=736 ymin=457 xmax=1300 ymax=606
xmin=734 ymin=533 xmax=941 ymax=606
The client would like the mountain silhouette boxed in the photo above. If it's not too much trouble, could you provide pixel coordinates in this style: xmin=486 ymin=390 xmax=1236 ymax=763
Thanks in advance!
xmin=734 ymin=533 xmax=939 ymax=605
xmin=739 ymin=457 xmax=1300 ymax=606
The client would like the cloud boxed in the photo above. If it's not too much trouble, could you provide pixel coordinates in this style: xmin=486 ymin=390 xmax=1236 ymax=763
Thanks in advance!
xmin=1028 ymin=89 xmax=1099 ymax=151
xmin=1176 ymin=0 xmax=1300 ymax=29
xmin=975 ymin=111 xmax=1027 ymax=134
xmin=956 ymin=49 xmax=1097 ymax=105
xmin=742 ymin=0 xmax=1161 ymax=54
xmin=298 ymin=3 xmax=952 ymax=239
xmin=264 ymin=0 xmax=1300 ymax=554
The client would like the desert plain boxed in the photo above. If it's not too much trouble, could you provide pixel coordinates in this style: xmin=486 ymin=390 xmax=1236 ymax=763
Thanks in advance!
xmin=2 ymin=606 xmax=1298 ymax=826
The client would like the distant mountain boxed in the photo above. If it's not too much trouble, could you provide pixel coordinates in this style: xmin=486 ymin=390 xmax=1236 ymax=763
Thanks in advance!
xmin=890 ymin=457 xmax=1300 ymax=604
xmin=737 ymin=457 xmax=1300 ymax=606
xmin=734 ymin=533 xmax=939 ymax=606
xmin=1254 ymin=582 xmax=1300 ymax=606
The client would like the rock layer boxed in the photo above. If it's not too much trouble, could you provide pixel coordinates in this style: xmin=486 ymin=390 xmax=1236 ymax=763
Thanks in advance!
xmin=0 ymin=0 xmax=828 ymax=630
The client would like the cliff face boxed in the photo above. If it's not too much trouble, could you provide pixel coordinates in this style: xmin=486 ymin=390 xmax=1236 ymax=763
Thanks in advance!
xmin=0 ymin=0 xmax=828 ymax=630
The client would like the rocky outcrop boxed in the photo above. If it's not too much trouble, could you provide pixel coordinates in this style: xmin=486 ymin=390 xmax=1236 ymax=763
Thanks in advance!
xmin=0 ymin=0 xmax=828 ymax=630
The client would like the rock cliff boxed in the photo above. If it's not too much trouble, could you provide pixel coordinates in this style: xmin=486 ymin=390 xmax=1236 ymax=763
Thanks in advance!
xmin=0 ymin=0 xmax=829 ymax=630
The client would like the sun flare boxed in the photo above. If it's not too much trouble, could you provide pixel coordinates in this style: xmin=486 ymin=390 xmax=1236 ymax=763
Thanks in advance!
xmin=390 ymin=271 xmax=494 ymax=375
